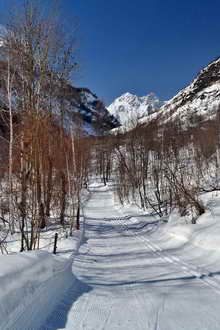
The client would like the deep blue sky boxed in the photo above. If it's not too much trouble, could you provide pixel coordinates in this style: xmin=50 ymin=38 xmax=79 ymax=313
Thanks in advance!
xmin=1 ymin=0 xmax=220 ymax=105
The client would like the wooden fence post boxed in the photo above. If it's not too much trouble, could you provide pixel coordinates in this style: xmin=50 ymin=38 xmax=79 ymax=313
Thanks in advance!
xmin=53 ymin=233 xmax=58 ymax=254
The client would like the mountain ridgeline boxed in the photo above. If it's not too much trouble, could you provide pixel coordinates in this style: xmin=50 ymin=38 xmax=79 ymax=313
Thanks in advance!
xmin=109 ymin=57 xmax=220 ymax=132
xmin=148 ymin=56 xmax=220 ymax=127
xmin=108 ymin=92 xmax=162 ymax=126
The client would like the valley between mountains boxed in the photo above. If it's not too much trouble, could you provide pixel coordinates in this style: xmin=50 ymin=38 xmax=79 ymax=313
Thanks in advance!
xmin=2 ymin=1 xmax=220 ymax=329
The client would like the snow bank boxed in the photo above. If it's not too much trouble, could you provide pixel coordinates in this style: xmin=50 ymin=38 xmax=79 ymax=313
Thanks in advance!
xmin=0 ymin=217 xmax=85 ymax=329
xmin=0 ymin=251 xmax=75 ymax=329
xmin=165 ymin=192 xmax=220 ymax=253
xmin=114 ymin=188 xmax=220 ymax=270
xmin=0 ymin=190 xmax=87 ymax=329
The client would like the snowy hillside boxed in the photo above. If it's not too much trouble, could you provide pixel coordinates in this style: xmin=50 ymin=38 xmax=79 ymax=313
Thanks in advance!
xmin=153 ymin=57 xmax=220 ymax=126
xmin=112 ymin=57 xmax=220 ymax=133
xmin=108 ymin=92 xmax=162 ymax=126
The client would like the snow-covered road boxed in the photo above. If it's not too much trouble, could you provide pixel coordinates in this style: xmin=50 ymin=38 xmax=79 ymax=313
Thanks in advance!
xmin=43 ymin=186 xmax=220 ymax=330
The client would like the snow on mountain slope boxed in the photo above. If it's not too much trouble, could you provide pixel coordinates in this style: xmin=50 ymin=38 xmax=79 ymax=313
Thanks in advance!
xmin=108 ymin=92 xmax=162 ymax=126
xmin=113 ymin=57 xmax=220 ymax=133
xmin=151 ymin=57 xmax=220 ymax=126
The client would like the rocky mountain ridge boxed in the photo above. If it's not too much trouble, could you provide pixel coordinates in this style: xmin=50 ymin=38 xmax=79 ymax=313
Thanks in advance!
xmin=149 ymin=57 xmax=220 ymax=127
xmin=60 ymin=85 xmax=120 ymax=134
xmin=108 ymin=92 xmax=162 ymax=126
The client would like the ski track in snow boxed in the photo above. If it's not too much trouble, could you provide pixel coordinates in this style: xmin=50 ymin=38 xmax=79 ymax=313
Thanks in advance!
xmin=25 ymin=186 xmax=220 ymax=329
xmin=117 ymin=215 xmax=220 ymax=296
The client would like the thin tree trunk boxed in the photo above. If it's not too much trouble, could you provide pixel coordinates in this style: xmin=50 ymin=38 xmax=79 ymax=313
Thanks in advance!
xmin=60 ymin=172 xmax=66 ymax=226
xmin=7 ymin=54 xmax=14 ymax=235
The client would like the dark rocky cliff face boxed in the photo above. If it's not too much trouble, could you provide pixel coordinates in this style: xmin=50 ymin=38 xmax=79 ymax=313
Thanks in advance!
xmin=178 ymin=57 xmax=220 ymax=108
xmin=63 ymin=86 xmax=120 ymax=133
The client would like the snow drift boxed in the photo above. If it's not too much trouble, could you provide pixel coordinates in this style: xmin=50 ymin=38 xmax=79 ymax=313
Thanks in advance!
xmin=0 ymin=251 xmax=75 ymax=329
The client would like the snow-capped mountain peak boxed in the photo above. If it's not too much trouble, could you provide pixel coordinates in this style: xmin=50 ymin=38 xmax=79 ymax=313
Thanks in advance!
xmin=108 ymin=92 xmax=163 ymax=125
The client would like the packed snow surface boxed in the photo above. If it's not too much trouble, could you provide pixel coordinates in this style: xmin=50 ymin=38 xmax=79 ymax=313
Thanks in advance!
xmin=2 ymin=185 xmax=220 ymax=329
